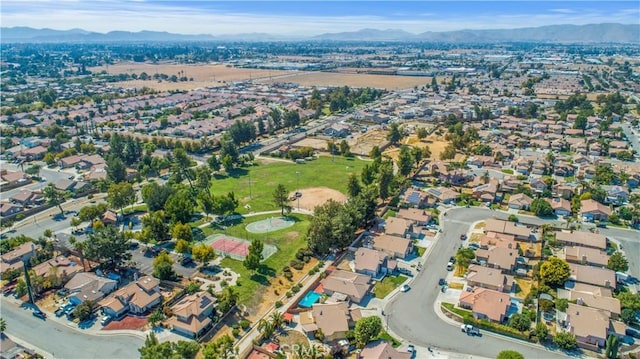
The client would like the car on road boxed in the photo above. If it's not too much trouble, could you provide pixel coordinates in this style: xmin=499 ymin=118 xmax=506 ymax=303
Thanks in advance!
xmin=446 ymin=262 xmax=454 ymax=271
xmin=460 ymin=234 xmax=468 ymax=240
xmin=407 ymin=344 xmax=415 ymax=354
xmin=32 ymin=310 xmax=47 ymax=320
xmin=400 ymin=284 xmax=411 ymax=292
xmin=461 ymin=324 xmax=480 ymax=336
xmin=438 ymin=278 xmax=447 ymax=286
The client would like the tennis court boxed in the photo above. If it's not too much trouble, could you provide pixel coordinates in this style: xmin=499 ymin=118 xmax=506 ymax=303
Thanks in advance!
xmin=245 ymin=216 xmax=295 ymax=234
xmin=204 ymin=234 xmax=277 ymax=261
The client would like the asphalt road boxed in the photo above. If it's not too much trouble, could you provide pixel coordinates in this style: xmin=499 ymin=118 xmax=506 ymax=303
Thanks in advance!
xmin=0 ymin=160 xmax=74 ymax=199
xmin=386 ymin=207 xmax=571 ymax=359
xmin=0 ymin=297 xmax=143 ymax=359
xmin=620 ymin=123 xmax=640 ymax=158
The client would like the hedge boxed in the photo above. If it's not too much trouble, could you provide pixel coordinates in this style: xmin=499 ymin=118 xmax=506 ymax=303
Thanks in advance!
xmin=441 ymin=303 xmax=533 ymax=342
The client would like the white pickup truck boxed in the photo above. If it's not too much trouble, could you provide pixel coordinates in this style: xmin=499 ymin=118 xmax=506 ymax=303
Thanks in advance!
xmin=461 ymin=324 xmax=480 ymax=336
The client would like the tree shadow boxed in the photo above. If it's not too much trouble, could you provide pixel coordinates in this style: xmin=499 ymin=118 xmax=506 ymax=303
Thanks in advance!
xmin=227 ymin=168 xmax=248 ymax=178
xmin=257 ymin=264 xmax=276 ymax=277
xmin=250 ymin=273 xmax=270 ymax=285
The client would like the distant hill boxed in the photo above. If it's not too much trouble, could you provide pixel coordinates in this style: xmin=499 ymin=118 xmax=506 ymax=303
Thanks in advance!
xmin=316 ymin=23 xmax=640 ymax=43
xmin=2 ymin=23 xmax=639 ymax=43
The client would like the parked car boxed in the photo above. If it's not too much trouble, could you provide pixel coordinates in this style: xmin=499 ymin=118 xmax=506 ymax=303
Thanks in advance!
xmin=461 ymin=324 xmax=480 ymax=336
xmin=468 ymin=243 xmax=480 ymax=250
xmin=460 ymin=234 xmax=468 ymax=240
xmin=447 ymin=262 xmax=454 ymax=271
xmin=407 ymin=344 xmax=415 ymax=353
xmin=32 ymin=310 xmax=47 ymax=320
xmin=100 ymin=315 xmax=113 ymax=326
xmin=400 ymin=284 xmax=411 ymax=292
xmin=180 ymin=256 xmax=194 ymax=266
xmin=449 ymin=256 xmax=456 ymax=264
xmin=438 ymin=278 xmax=447 ymax=286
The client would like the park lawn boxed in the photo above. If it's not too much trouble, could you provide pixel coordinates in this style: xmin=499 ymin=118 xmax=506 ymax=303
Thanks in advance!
xmin=207 ymin=156 xmax=367 ymax=214
xmin=212 ymin=214 xmax=311 ymax=305
xmin=372 ymin=275 xmax=407 ymax=299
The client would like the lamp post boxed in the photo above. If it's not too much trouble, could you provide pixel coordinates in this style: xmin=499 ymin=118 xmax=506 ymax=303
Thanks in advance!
xmin=296 ymin=171 xmax=301 ymax=211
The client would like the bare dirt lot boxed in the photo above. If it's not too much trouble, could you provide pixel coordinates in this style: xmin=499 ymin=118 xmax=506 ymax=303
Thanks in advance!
xmin=290 ymin=187 xmax=347 ymax=211
xmin=88 ymin=62 xmax=294 ymax=91
xmin=348 ymin=129 xmax=390 ymax=156
xmin=263 ymin=71 xmax=432 ymax=90
xmin=293 ymin=137 xmax=329 ymax=151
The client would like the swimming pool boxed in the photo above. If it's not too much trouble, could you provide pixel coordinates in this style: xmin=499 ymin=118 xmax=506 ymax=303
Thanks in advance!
xmin=299 ymin=291 xmax=321 ymax=308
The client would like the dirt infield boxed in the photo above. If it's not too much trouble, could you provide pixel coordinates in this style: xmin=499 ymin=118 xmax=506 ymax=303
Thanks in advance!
xmin=290 ymin=187 xmax=347 ymax=211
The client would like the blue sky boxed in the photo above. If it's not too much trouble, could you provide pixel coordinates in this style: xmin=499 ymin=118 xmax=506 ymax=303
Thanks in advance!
xmin=2 ymin=1 xmax=638 ymax=35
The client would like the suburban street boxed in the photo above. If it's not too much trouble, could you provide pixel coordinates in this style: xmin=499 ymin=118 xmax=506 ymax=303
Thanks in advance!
xmin=387 ymin=207 xmax=572 ymax=359
xmin=0 ymin=296 xmax=143 ymax=359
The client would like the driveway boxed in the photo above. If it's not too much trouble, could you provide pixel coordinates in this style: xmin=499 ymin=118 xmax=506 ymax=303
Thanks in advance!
xmin=385 ymin=207 xmax=570 ymax=359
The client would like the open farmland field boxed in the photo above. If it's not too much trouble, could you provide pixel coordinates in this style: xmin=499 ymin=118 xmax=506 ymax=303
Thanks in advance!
xmin=88 ymin=62 xmax=294 ymax=91
xmin=263 ymin=71 xmax=433 ymax=90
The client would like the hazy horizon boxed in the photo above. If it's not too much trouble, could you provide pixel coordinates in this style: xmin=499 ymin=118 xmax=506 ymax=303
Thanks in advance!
xmin=2 ymin=1 xmax=639 ymax=36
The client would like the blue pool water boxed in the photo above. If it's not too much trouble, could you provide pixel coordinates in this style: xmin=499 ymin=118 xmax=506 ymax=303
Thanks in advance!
xmin=299 ymin=291 xmax=321 ymax=308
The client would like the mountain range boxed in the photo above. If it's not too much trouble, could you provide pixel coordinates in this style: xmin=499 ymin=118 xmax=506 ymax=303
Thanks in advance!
xmin=2 ymin=23 xmax=638 ymax=43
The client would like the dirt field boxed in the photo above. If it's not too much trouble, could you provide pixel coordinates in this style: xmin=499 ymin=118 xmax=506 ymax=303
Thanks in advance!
xmin=263 ymin=72 xmax=432 ymax=90
xmin=290 ymin=187 xmax=347 ymax=211
xmin=88 ymin=62 xmax=294 ymax=91
xmin=348 ymin=129 xmax=389 ymax=156
xmin=293 ymin=137 xmax=329 ymax=151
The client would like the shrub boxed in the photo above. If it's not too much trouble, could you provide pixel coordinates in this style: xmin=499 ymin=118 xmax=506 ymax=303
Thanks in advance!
xmin=239 ymin=319 xmax=250 ymax=330
xmin=286 ymin=291 xmax=292 ymax=298
xmin=275 ymin=301 xmax=283 ymax=308
xmin=232 ymin=327 xmax=240 ymax=337
xmin=290 ymin=259 xmax=304 ymax=270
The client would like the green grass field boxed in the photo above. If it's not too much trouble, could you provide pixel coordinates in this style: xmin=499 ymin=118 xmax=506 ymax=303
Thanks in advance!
xmin=202 ymin=213 xmax=311 ymax=305
xmin=209 ymin=156 xmax=367 ymax=214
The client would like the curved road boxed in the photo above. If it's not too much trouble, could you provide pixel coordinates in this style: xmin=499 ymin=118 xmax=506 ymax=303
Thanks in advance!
xmin=1 ymin=298 xmax=143 ymax=359
xmin=386 ymin=207 xmax=571 ymax=359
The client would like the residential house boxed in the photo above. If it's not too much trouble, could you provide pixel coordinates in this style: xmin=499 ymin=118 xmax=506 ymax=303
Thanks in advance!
xmin=324 ymin=124 xmax=351 ymax=138
xmin=300 ymin=301 xmax=354 ymax=341
xmin=372 ymin=235 xmax=413 ymax=259
xmin=358 ymin=340 xmax=412 ymax=359
xmin=564 ymin=246 xmax=609 ymax=268
xmin=0 ymin=242 xmax=37 ymax=273
xmin=102 ymin=210 xmax=119 ymax=225
xmin=568 ymin=263 xmax=616 ymax=289
xmin=0 ymin=203 xmax=22 ymax=218
xmin=166 ymin=292 xmax=215 ymax=339
xmin=9 ymin=190 xmax=42 ymax=207
xmin=580 ymin=199 xmax=611 ymax=222
xmin=601 ymin=185 xmax=629 ymax=205
xmin=320 ymin=270 xmax=372 ymax=304
xmin=484 ymin=218 xmax=533 ymax=241
xmin=474 ymin=246 xmax=518 ymax=273
xmin=458 ymin=288 xmax=510 ymax=323
xmin=466 ymin=265 xmax=514 ymax=292
xmin=424 ymin=187 xmax=459 ymax=204
xmin=507 ymin=193 xmax=533 ymax=210
xmin=564 ymin=303 xmax=626 ymax=348
xmin=472 ymin=178 xmax=500 ymax=203
xmin=547 ymin=197 xmax=572 ymax=217
xmin=0 ymin=170 xmax=28 ymax=187
xmin=560 ymin=291 xmax=621 ymax=319
xmin=479 ymin=232 xmax=517 ymax=250
xmin=65 ymin=272 xmax=118 ymax=305
xmin=396 ymin=208 xmax=432 ymax=226
xmin=100 ymin=276 xmax=161 ymax=318
xmin=553 ymin=184 xmax=576 ymax=199
xmin=383 ymin=217 xmax=413 ymax=238
xmin=555 ymin=231 xmax=607 ymax=251
xmin=353 ymin=248 xmax=392 ymax=278
xmin=31 ymin=255 xmax=83 ymax=283
xmin=529 ymin=178 xmax=547 ymax=193
xmin=401 ymin=189 xmax=429 ymax=208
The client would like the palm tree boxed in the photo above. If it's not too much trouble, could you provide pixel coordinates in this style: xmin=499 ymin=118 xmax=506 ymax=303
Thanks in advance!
xmin=257 ymin=319 xmax=275 ymax=340
xmin=270 ymin=311 xmax=285 ymax=332
xmin=0 ymin=317 xmax=7 ymax=335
